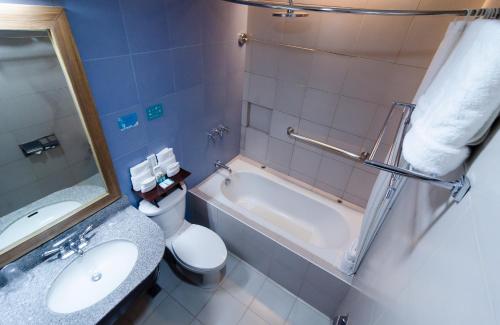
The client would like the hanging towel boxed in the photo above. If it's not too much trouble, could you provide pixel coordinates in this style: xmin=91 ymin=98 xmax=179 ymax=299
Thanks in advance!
xmin=402 ymin=19 xmax=500 ymax=176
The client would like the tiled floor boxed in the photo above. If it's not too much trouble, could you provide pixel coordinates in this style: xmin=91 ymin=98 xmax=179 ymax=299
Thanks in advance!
xmin=118 ymin=253 xmax=332 ymax=325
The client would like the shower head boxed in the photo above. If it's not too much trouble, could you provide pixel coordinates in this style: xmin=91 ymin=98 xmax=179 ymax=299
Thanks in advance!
xmin=272 ymin=9 xmax=309 ymax=17
xmin=273 ymin=0 xmax=309 ymax=17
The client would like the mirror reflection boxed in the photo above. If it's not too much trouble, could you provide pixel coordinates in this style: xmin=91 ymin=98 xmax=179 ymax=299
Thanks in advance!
xmin=0 ymin=30 xmax=106 ymax=252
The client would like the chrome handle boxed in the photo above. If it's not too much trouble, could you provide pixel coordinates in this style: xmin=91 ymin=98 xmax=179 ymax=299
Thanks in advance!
xmin=79 ymin=224 xmax=94 ymax=241
xmin=42 ymin=248 xmax=61 ymax=258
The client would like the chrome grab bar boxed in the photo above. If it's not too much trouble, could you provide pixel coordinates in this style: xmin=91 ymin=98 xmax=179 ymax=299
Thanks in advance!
xmin=286 ymin=102 xmax=471 ymax=202
xmin=286 ymin=127 xmax=369 ymax=162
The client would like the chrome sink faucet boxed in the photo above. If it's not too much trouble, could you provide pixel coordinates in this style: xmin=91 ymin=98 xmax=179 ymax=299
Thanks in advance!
xmin=215 ymin=160 xmax=232 ymax=174
xmin=42 ymin=225 xmax=95 ymax=260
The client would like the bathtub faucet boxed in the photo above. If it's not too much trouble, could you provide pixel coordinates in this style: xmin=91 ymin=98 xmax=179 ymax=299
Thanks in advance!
xmin=215 ymin=160 xmax=232 ymax=174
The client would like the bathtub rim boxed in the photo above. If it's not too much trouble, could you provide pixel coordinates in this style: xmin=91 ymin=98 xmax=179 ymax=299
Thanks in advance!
xmin=191 ymin=155 xmax=363 ymax=285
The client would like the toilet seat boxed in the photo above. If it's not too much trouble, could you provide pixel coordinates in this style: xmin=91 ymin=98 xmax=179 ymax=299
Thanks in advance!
xmin=172 ymin=224 xmax=227 ymax=273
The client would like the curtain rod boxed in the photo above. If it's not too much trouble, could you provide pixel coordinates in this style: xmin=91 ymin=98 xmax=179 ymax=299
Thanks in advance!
xmin=221 ymin=0 xmax=500 ymax=18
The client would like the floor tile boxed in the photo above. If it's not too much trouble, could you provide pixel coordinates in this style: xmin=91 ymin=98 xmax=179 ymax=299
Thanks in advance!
xmin=222 ymin=261 xmax=267 ymax=305
xmin=171 ymin=281 xmax=216 ymax=315
xmin=126 ymin=291 xmax=169 ymax=324
xmin=226 ymin=252 xmax=241 ymax=275
xmin=197 ymin=288 xmax=247 ymax=325
xmin=285 ymin=299 xmax=331 ymax=325
xmin=142 ymin=295 xmax=193 ymax=325
xmin=238 ymin=309 xmax=270 ymax=325
xmin=157 ymin=260 xmax=181 ymax=293
xmin=250 ymin=279 xmax=297 ymax=325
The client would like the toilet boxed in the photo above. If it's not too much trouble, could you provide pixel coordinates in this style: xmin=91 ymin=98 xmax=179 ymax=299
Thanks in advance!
xmin=138 ymin=183 xmax=227 ymax=287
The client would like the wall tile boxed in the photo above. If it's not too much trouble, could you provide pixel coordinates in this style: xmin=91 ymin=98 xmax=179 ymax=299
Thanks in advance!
xmin=100 ymin=105 xmax=147 ymax=159
xmin=355 ymin=16 xmax=413 ymax=62
xmin=247 ymin=43 xmax=279 ymax=78
xmin=247 ymin=6 xmax=284 ymax=42
xmin=247 ymin=73 xmax=277 ymax=108
xmin=297 ymin=119 xmax=330 ymax=154
xmin=132 ymin=50 xmax=175 ymax=101
xmin=316 ymin=12 xmax=363 ymax=55
xmin=317 ymin=156 xmax=353 ymax=192
xmin=244 ymin=127 xmax=269 ymax=163
xmin=301 ymin=88 xmax=338 ymax=127
xmin=345 ymin=168 xmax=377 ymax=201
xmin=269 ymin=110 xmax=299 ymax=144
xmin=120 ymin=0 xmax=170 ymax=52
xmin=277 ymin=48 xmax=313 ymax=85
xmin=0 ymin=159 xmax=36 ymax=194
xmin=248 ymin=104 xmax=272 ymax=133
xmin=63 ymin=0 xmax=129 ymax=60
xmin=266 ymin=137 xmax=294 ymax=170
xmin=308 ymin=53 xmax=352 ymax=94
xmin=332 ymin=96 xmax=378 ymax=138
xmin=166 ymin=0 xmax=202 ymax=48
xmin=282 ymin=12 xmax=321 ymax=48
xmin=84 ymin=56 xmax=139 ymax=115
xmin=290 ymin=146 xmax=322 ymax=179
xmin=173 ymin=46 xmax=204 ymax=91
xmin=275 ymin=80 xmax=306 ymax=117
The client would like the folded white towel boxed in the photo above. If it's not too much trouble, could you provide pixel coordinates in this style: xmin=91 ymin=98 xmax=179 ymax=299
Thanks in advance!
xmin=403 ymin=19 xmax=500 ymax=176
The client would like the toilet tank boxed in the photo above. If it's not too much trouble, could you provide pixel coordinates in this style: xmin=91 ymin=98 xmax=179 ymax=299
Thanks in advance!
xmin=138 ymin=184 xmax=187 ymax=238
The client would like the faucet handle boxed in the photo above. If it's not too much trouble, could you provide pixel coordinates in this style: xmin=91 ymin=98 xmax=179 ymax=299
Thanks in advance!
xmin=79 ymin=224 xmax=95 ymax=241
xmin=218 ymin=124 xmax=230 ymax=133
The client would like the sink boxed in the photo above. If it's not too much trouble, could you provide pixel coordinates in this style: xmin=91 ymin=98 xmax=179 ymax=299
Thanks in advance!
xmin=0 ymin=201 xmax=82 ymax=251
xmin=46 ymin=240 xmax=138 ymax=314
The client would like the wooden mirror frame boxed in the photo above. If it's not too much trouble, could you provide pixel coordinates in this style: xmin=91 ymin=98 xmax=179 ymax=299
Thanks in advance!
xmin=0 ymin=4 xmax=121 ymax=267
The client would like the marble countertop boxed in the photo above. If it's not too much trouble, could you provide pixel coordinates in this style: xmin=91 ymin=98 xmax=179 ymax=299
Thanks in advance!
xmin=0 ymin=205 xmax=165 ymax=325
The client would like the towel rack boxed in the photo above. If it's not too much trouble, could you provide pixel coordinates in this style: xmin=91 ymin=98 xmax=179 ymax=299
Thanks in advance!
xmin=287 ymin=102 xmax=471 ymax=203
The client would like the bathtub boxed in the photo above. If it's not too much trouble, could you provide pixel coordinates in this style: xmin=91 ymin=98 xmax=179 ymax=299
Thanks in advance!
xmin=190 ymin=155 xmax=363 ymax=279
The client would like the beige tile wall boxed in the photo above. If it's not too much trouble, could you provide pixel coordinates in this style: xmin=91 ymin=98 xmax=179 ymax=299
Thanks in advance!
xmin=240 ymin=0 xmax=485 ymax=207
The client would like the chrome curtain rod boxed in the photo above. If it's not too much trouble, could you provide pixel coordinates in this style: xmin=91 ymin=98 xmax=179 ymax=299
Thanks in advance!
xmin=222 ymin=0 xmax=500 ymax=18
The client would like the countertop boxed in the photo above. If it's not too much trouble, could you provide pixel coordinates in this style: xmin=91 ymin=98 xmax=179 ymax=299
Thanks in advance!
xmin=0 ymin=204 xmax=165 ymax=325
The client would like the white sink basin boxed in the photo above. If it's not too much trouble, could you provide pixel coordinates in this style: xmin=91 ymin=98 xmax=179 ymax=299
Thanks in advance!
xmin=0 ymin=201 xmax=82 ymax=251
xmin=47 ymin=240 xmax=138 ymax=314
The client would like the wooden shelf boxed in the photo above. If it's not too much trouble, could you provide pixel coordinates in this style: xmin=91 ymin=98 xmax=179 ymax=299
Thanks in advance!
xmin=133 ymin=168 xmax=191 ymax=207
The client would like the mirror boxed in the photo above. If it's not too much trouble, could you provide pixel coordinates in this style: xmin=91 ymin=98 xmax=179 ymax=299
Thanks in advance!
xmin=0 ymin=5 xmax=120 ymax=266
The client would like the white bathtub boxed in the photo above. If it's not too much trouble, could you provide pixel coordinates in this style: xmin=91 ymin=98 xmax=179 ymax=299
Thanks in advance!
xmin=192 ymin=156 xmax=363 ymax=275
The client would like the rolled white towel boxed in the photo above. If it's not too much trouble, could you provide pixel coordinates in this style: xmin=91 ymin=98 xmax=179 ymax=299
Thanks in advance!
xmin=403 ymin=19 xmax=500 ymax=176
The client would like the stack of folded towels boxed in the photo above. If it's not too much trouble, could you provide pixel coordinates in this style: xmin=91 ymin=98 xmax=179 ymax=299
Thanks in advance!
xmin=130 ymin=148 xmax=181 ymax=193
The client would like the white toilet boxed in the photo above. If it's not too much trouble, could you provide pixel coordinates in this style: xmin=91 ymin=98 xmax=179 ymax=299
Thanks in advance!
xmin=138 ymin=183 xmax=227 ymax=287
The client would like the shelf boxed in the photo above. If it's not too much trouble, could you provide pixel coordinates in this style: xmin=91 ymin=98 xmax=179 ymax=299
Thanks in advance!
xmin=133 ymin=168 xmax=191 ymax=207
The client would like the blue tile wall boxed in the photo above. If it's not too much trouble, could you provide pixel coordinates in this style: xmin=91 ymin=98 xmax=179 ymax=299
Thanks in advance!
xmin=1 ymin=0 xmax=246 ymax=205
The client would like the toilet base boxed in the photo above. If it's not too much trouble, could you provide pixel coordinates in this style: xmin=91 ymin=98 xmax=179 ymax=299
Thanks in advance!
xmin=163 ymin=250 xmax=226 ymax=288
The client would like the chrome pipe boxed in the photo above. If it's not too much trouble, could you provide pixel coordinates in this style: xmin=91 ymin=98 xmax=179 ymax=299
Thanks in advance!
xmin=222 ymin=0 xmax=500 ymax=18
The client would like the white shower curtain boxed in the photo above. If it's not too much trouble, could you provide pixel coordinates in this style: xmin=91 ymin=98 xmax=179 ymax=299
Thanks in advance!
xmin=340 ymin=20 xmax=469 ymax=276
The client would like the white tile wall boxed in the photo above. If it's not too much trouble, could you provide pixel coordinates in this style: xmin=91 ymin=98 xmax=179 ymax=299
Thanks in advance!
xmin=240 ymin=4 xmax=453 ymax=207
xmin=335 ymin=120 xmax=500 ymax=325
xmin=0 ymin=41 xmax=98 ymax=216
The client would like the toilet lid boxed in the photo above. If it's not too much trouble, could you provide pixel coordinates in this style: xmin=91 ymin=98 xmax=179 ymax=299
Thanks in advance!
xmin=172 ymin=225 xmax=227 ymax=272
